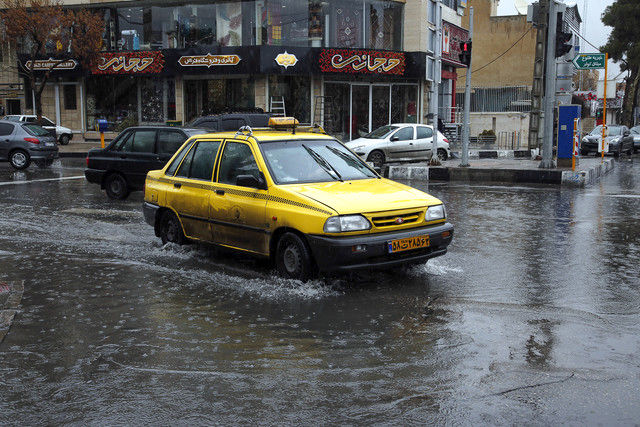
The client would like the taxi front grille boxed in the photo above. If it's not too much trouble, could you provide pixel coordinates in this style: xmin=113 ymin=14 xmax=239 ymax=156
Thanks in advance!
xmin=371 ymin=211 xmax=421 ymax=228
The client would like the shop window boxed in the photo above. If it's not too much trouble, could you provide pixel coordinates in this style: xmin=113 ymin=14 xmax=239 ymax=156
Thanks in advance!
xmin=268 ymin=76 xmax=310 ymax=124
xmin=85 ymin=76 xmax=138 ymax=131
xmin=366 ymin=0 xmax=402 ymax=50
xmin=322 ymin=83 xmax=350 ymax=142
xmin=185 ymin=78 xmax=255 ymax=121
xmin=217 ymin=2 xmax=243 ymax=46
xmin=331 ymin=0 xmax=363 ymax=48
xmin=391 ymin=85 xmax=418 ymax=123
xmin=259 ymin=0 xmax=309 ymax=46
xmin=117 ymin=7 xmax=144 ymax=50
xmin=63 ymin=85 xmax=77 ymax=110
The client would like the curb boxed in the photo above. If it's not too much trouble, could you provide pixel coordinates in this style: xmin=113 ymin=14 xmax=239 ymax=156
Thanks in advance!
xmin=452 ymin=149 xmax=532 ymax=159
xmin=385 ymin=158 xmax=616 ymax=186
xmin=561 ymin=158 xmax=615 ymax=187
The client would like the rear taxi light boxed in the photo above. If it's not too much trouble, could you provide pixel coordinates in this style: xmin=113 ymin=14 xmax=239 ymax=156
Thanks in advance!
xmin=24 ymin=137 xmax=40 ymax=144
xmin=86 ymin=156 xmax=89 ymax=167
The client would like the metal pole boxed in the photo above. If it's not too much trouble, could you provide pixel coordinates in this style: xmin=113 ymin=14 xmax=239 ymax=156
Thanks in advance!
xmin=432 ymin=2 xmax=442 ymax=158
xmin=540 ymin=0 xmax=558 ymax=169
xmin=460 ymin=7 xmax=474 ymax=167
xmin=601 ymin=52 xmax=608 ymax=163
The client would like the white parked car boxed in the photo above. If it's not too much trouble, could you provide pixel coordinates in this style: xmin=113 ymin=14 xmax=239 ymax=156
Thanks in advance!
xmin=345 ymin=123 xmax=450 ymax=166
xmin=2 ymin=115 xmax=73 ymax=145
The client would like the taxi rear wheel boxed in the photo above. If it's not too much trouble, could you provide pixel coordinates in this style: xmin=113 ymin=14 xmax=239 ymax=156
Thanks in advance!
xmin=160 ymin=211 xmax=185 ymax=245
xmin=276 ymin=233 xmax=314 ymax=281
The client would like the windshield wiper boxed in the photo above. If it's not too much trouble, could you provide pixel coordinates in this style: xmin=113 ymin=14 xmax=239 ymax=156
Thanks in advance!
xmin=302 ymin=144 xmax=343 ymax=182
xmin=324 ymin=145 xmax=378 ymax=178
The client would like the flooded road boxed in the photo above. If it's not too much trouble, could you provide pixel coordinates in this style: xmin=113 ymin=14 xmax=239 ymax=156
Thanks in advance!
xmin=1 ymin=158 xmax=639 ymax=424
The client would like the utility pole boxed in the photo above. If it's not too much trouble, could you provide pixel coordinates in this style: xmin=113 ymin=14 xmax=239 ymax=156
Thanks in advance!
xmin=528 ymin=0 xmax=548 ymax=152
xmin=460 ymin=7 xmax=473 ymax=167
xmin=540 ymin=0 xmax=557 ymax=169
xmin=432 ymin=1 xmax=442 ymax=155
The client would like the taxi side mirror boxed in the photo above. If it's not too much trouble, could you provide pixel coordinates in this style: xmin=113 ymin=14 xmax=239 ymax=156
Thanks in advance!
xmin=236 ymin=174 xmax=267 ymax=190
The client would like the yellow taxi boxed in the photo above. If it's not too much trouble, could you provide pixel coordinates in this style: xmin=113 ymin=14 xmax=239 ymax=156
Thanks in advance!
xmin=143 ymin=119 xmax=453 ymax=280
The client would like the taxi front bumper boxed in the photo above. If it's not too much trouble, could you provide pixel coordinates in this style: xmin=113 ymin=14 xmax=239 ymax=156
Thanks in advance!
xmin=306 ymin=222 xmax=454 ymax=272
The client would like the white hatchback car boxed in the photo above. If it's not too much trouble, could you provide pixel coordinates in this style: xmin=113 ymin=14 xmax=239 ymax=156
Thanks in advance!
xmin=345 ymin=123 xmax=451 ymax=165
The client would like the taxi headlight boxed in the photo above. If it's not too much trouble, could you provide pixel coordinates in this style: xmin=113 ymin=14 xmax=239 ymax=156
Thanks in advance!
xmin=426 ymin=204 xmax=446 ymax=221
xmin=323 ymin=215 xmax=371 ymax=233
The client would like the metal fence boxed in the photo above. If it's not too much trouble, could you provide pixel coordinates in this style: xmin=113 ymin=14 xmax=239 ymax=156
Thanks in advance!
xmin=455 ymin=86 xmax=532 ymax=113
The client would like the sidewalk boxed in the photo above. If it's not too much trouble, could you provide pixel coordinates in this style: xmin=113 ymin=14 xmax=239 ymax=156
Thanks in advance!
xmin=58 ymin=137 xmax=111 ymax=157
xmin=386 ymin=156 xmax=618 ymax=187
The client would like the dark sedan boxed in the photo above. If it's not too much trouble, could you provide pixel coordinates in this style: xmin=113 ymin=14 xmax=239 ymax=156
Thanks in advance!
xmin=581 ymin=125 xmax=634 ymax=157
xmin=0 ymin=120 xmax=58 ymax=169
xmin=630 ymin=126 xmax=640 ymax=153
xmin=85 ymin=126 xmax=205 ymax=199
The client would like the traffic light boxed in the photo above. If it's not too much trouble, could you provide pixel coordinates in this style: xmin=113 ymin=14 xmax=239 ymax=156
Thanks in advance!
xmin=459 ymin=40 xmax=472 ymax=66
xmin=555 ymin=15 xmax=573 ymax=58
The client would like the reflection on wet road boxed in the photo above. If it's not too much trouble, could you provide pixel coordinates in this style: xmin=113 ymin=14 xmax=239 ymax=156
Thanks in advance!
xmin=0 ymin=159 xmax=639 ymax=424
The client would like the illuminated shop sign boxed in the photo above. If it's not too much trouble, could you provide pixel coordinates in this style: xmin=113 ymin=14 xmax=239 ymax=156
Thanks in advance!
xmin=24 ymin=59 xmax=78 ymax=70
xmin=319 ymin=49 xmax=405 ymax=75
xmin=92 ymin=51 xmax=165 ymax=74
xmin=275 ymin=51 xmax=298 ymax=69
xmin=178 ymin=54 xmax=241 ymax=68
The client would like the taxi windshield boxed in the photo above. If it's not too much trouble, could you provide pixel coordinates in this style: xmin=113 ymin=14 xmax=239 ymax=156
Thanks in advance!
xmin=260 ymin=139 xmax=378 ymax=184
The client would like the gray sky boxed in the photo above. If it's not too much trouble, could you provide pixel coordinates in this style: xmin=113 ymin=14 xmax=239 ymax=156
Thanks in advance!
xmin=496 ymin=0 xmax=622 ymax=80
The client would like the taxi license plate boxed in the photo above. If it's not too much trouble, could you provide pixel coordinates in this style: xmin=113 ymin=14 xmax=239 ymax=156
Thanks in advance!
xmin=388 ymin=235 xmax=430 ymax=253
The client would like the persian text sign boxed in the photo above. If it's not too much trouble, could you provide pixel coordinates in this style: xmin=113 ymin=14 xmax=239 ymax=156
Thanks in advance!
xmin=572 ymin=53 xmax=606 ymax=70
xmin=319 ymin=49 xmax=405 ymax=75
xmin=178 ymin=54 xmax=241 ymax=68
xmin=92 ymin=51 xmax=165 ymax=74
xmin=25 ymin=58 xmax=78 ymax=71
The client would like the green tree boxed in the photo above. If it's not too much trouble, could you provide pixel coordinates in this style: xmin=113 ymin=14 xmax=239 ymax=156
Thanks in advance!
xmin=602 ymin=0 xmax=640 ymax=126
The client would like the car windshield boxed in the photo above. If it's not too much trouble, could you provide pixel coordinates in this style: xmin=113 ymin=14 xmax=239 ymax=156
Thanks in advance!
xmin=364 ymin=125 xmax=398 ymax=139
xmin=590 ymin=126 xmax=622 ymax=136
xmin=22 ymin=124 xmax=51 ymax=136
xmin=260 ymin=139 xmax=378 ymax=184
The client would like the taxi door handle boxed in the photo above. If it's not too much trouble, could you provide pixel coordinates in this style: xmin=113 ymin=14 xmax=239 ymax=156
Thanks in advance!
xmin=173 ymin=183 xmax=182 ymax=189
xmin=215 ymin=189 xmax=225 ymax=196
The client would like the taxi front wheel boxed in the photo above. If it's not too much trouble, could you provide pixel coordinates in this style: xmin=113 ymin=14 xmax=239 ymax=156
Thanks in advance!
xmin=160 ymin=211 xmax=186 ymax=245
xmin=276 ymin=233 xmax=314 ymax=282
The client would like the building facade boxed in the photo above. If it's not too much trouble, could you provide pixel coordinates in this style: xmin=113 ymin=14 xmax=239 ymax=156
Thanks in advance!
xmin=2 ymin=0 xmax=471 ymax=141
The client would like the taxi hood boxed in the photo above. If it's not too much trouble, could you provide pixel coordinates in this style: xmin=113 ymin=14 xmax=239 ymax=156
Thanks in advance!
xmin=286 ymin=178 xmax=442 ymax=215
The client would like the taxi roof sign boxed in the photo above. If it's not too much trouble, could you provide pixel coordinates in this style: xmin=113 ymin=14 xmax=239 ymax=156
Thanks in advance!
xmin=268 ymin=117 xmax=300 ymax=127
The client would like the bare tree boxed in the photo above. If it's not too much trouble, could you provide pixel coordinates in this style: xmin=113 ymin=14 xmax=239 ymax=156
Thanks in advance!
xmin=0 ymin=0 xmax=103 ymax=121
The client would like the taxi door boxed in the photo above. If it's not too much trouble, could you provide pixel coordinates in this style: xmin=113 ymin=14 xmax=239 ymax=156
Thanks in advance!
xmin=210 ymin=139 xmax=269 ymax=255
xmin=164 ymin=139 xmax=222 ymax=241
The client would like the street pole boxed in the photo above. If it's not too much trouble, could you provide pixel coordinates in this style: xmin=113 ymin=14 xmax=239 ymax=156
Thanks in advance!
xmin=601 ymin=52 xmax=608 ymax=163
xmin=540 ymin=0 xmax=558 ymax=169
xmin=432 ymin=1 xmax=442 ymax=157
xmin=460 ymin=7 xmax=474 ymax=167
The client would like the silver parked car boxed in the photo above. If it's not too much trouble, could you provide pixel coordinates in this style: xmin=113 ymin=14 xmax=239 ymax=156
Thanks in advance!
xmin=0 ymin=120 xmax=58 ymax=169
xmin=345 ymin=123 xmax=451 ymax=166
xmin=581 ymin=125 xmax=634 ymax=157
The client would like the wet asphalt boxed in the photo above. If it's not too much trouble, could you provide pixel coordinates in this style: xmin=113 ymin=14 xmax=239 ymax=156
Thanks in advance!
xmin=0 ymin=157 xmax=639 ymax=424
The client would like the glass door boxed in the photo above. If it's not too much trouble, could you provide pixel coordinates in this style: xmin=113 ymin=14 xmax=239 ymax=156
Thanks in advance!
xmin=371 ymin=85 xmax=390 ymax=132
xmin=351 ymin=85 xmax=370 ymax=139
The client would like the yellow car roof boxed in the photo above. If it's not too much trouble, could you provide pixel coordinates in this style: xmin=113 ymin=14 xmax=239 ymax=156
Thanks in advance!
xmin=191 ymin=130 xmax=335 ymax=143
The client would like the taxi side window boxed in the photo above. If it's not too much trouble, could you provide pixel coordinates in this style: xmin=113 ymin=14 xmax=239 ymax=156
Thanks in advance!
xmin=189 ymin=141 xmax=222 ymax=180
xmin=218 ymin=142 xmax=260 ymax=186
xmin=165 ymin=142 xmax=193 ymax=176
xmin=175 ymin=143 xmax=197 ymax=178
